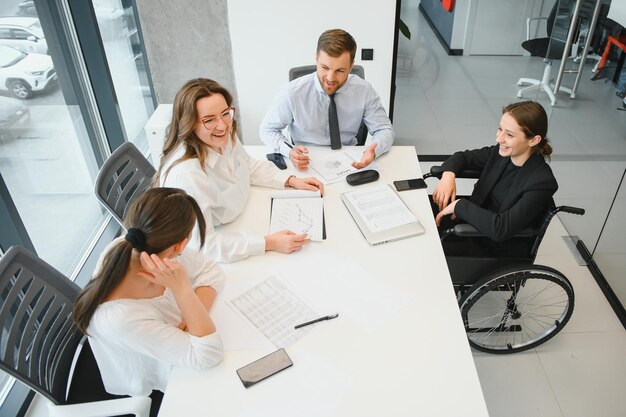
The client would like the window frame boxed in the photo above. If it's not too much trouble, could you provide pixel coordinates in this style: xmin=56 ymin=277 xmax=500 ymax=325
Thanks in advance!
xmin=0 ymin=0 xmax=155 ymax=414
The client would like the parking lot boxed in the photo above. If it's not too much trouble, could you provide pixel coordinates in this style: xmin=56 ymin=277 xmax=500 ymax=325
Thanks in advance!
xmin=0 ymin=1 xmax=99 ymax=274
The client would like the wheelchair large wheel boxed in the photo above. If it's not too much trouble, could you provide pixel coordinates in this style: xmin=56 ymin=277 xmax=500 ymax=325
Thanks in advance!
xmin=458 ymin=264 xmax=574 ymax=354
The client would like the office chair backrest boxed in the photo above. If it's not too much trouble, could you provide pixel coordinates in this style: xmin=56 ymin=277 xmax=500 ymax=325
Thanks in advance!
xmin=288 ymin=64 xmax=365 ymax=81
xmin=288 ymin=64 xmax=368 ymax=145
xmin=95 ymin=142 xmax=156 ymax=226
xmin=0 ymin=246 xmax=83 ymax=405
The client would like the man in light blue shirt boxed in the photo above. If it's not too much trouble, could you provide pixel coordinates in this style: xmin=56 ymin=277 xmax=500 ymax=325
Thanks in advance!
xmin=259 ymin=29 xmax=394 ymax=170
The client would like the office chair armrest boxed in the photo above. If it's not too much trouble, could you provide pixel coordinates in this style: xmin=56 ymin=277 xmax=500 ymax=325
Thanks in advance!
xmin=424 ymin=165 xmax=482 ymax=180
xmin=48 ymin=396 xmax=152 ymax=417
xmin=527 ymin=16 xmax=548 ymax=40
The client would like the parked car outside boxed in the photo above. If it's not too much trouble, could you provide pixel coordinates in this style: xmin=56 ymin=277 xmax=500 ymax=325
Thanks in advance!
xmin=0 ymin=95 xmax=30 ymax=140
xmin=0 ymin=17 xmax=47 ymax=55
xmin=0 ymin=45 xmax=56 ymax=99
xmin=16 ymin=1 xmax=38 ymax=18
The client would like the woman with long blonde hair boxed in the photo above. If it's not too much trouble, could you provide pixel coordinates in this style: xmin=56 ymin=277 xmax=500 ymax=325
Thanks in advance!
xmin=156 ymin=78 xmax=324 ymax=263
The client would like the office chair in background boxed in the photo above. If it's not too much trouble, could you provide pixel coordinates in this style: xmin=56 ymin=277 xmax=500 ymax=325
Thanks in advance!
xmin=95 ymin=142 xmax=156 ymax=227
xmin=288 ymin=64 xmax=368 ymax=145
xmin=0 ymin=246 xmax=151 ymax=417
xmin=517 ymin=0 xmax=578 ymax=106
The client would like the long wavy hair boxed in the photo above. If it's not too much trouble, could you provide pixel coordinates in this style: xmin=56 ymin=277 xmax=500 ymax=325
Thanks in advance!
xmin=503 ymin=101 xmax=553 ymax=161
xmin=154 ymin=78 xmax=238 ymax=186
xmin=73 ymin=188 xmax=206 ymax=334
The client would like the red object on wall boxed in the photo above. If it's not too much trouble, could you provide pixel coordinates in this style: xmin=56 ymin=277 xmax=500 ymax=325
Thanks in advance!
xmin=442 ymin=0 xmax=455 ymax=12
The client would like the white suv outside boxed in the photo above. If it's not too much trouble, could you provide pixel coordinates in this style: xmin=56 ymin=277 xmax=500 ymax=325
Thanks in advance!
xmin=0 ymin=17 xmax=47 ymax=55
xmin=0 ymin=45 xmax=56 ymax=99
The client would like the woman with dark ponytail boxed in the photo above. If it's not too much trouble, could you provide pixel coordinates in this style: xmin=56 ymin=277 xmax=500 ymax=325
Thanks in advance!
xmin=431 ymin=101 xmax=558 ymax=255
xmin=73 ymin=187 xmax=223 ymax=400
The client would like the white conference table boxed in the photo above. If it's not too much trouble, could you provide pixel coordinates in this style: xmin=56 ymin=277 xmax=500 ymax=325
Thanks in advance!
xmin=158 ymin=146 xmax=489 ymax=417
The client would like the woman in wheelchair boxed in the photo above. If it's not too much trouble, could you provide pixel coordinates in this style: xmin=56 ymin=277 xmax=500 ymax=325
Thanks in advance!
xmin=427 ymin=101 xmax=584 ymax=354
xmin=432 ymin=100 xmax=557 ymax=257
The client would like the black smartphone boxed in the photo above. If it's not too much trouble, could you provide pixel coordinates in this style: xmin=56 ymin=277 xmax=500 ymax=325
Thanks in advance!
xmin=393 ymin=178 xmax=427 ymax=192
xmin=236 ymin=348 xmax=293 ymax=388
xmin=266 ymin=153 xmax=287 ymax=170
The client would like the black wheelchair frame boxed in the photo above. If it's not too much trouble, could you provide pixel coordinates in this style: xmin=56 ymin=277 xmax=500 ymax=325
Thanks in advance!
xmin=424 ymin=166 xmax=585 ymax=354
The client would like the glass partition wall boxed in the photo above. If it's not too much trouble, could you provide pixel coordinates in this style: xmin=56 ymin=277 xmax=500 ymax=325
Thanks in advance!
xmin=394 ymin=0 xmax=626 ymax=324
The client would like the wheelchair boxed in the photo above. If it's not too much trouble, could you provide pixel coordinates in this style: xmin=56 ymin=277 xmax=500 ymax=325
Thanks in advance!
xmin=424 ymin=166 xmax=585 ymax=354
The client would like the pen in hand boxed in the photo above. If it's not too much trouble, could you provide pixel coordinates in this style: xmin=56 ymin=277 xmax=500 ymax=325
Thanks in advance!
xmin=294 ymin=313 xmax=339 ymax=329
xmin=284 ymin=141 xmax=308 ymax=156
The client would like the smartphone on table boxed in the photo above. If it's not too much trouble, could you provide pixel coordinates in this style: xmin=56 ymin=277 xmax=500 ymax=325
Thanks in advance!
xmin=236 ymin=348 xmax=293 ymax=388
xmin=393 ymin=178 xmax=427 ymax=192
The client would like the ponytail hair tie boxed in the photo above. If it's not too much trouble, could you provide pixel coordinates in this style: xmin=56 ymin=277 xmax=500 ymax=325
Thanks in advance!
xmin=125 ymin=228 xmax=146 ymax=250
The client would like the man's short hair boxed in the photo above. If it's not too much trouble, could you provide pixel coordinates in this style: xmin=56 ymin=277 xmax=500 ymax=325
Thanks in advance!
xmin=316 ymin=29 xmax=357 ymax=62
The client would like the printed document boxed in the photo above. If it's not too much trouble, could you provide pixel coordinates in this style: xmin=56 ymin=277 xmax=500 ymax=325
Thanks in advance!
xmin=308 ymin=151 xmax=358 ymax=182
xmin=270 ymin=190 xmax=324 ymax=241
xmin=342 ymin=184 xmax=417 ymax=233
xmin=229 ymin=276 xmax=318 ymax=348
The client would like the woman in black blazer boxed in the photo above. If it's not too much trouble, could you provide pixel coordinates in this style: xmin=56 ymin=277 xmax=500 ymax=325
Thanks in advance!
xmin=432 ymin=101 xmax=557 ymax=256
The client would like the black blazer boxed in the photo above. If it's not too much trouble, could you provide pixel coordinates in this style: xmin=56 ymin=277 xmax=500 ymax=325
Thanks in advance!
xmin=440 ymin=145 xmax=558 ymax=241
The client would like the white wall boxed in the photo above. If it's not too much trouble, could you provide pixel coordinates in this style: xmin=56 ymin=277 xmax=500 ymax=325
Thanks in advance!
xmin=451 ymin=0 xmax=471 ymax=50
xmin=227 ymin=0 xmax=397 ymax=144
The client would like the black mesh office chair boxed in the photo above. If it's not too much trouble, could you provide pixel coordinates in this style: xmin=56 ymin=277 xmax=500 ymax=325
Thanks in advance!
xmin=424 ymin=166 xmax=585 ymax=354
xmin=95 ymin=142 xmax=156 ymax=227
xmin=0 ymin=246 xmax=151 ymax=417
xmin=288 ymin=64 xmax=368 ymax=145
xmin=517 ymin=0 xmax=577 ymax=106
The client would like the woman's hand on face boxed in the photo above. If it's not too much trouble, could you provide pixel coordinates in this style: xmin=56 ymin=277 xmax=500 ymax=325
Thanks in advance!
xmin=432 ymin=171 xmax=457 ymax=211
xmin=288 ymin=176 xmax=324 ymax=196
xmin=138 ymin=252 xmax=190 ymax=294
xmin=265 ymin=230 xmax=310 ymax=253
xmin=435 ymin=199 xmax=459 ymax=227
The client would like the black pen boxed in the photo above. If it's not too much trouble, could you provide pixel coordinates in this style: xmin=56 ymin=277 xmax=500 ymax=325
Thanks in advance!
xmin=294 ymin=313 xmax=339 ymax=329
xmin=284 ymin=141 xmax=308 ymax=156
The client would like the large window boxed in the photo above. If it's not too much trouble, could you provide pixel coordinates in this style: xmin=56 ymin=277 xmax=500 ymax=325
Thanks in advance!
xmin=93 ymin=0 xmax=154 ymax=154
xmin=0 ymin=0 xmax=155 ymax=413
xmin=0 ymin=4 xmax=107 ymax=278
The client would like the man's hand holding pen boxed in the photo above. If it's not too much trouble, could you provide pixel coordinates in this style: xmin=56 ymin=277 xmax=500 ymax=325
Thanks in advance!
xmin=289 ymin=145 xmax=310 ymax=170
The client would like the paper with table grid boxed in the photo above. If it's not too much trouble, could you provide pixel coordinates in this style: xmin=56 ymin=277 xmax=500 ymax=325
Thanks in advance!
xmin=229 ymin=276 xmax=318 ymax=348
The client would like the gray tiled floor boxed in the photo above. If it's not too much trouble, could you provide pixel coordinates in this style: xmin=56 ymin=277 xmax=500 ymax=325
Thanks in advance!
xmin=404 ymin=2 xmax=626 ymax=416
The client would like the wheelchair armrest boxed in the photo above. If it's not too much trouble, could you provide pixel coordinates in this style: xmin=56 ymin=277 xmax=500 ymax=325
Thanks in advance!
xmin=442 ymin=224 xmax=538 ymax=240
xmin=452 ymin=224 xmax=482 ymax=237
xmin=557 ymin=205 xmax=585 ymax=216
xmin=424 ymin=165 xmax=445 ymax=179
xmin=424 ymin=165 xmax=482 ymax=180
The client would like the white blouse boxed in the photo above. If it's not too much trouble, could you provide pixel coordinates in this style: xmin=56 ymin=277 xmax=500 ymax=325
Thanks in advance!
xmin=87 ymin=239 xmax=225 ymax=396
xmin=159 ymin=137 xmax=291 ymax=263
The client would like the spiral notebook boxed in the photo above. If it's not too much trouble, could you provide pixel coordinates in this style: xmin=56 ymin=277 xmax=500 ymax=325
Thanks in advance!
xmin=341 ymin=184 xmax=424 ymax=245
